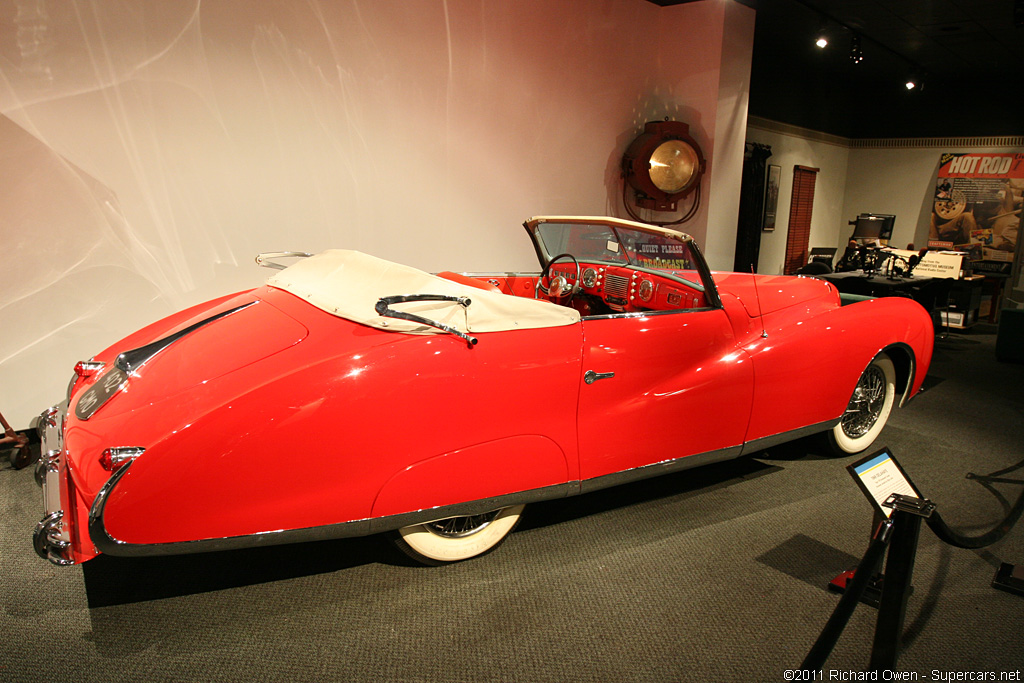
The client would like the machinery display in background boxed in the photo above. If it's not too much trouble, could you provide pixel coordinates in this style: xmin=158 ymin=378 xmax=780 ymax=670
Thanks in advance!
xmin=836 ymin=243 xmax=888 ymax=276
xmin=835 ymin=213 xmax=926 ymax=280
xmin=621 ymin=120 xmax=706 ymax=225
xmin=836 ymin=243 xmax=939 ymax=281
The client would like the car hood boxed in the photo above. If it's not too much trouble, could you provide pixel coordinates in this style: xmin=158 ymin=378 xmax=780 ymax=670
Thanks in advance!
xmin=713 ymin=272 xmax=838 ymax=317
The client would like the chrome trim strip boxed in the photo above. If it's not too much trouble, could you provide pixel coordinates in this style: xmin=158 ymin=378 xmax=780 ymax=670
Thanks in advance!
xmin=255 ymin=251 xmax=313 ymax=270
xmin=738 ymin=419 xmax=839 ymax=456
xmin=365 ymin=484 xmax=574 ymax=533
xmin=89 ymin=471 xmax=573 ymax=558
xmin=435 ymin=271 xmax=540 ymax=278
xmin=116 ymin=301 xmax=257 ymax=374
xmin=75 ymin=302 xmax=258 ymax=422
xmin=581 ymin=306 xmax=716 ymax=321
xmin=88 ymin=461 xmax=134 ymax=554
xmin=579 ymin=446 xmax=744 ymax=495
xmin=87 ymin=440 xmax=776 ymax=559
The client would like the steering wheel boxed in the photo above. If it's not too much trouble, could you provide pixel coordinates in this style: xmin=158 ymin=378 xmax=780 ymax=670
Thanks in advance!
xmin=536 ymin=253 xmax=581 ymax=301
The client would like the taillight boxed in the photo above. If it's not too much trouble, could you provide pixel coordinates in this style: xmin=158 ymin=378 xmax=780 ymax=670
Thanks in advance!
xmin=74 ymin=361 xmax=106 ymax=379
xmin=99 ymin=447 xmax=145 ymax=472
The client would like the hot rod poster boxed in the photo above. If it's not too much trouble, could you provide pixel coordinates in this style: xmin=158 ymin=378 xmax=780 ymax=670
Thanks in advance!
xmin=930 ymin=152 xmax=1023 ymax=262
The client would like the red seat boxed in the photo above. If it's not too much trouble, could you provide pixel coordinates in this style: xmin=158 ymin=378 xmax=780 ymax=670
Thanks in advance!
xmin=436 ymin=271 xmax=501 ymax=293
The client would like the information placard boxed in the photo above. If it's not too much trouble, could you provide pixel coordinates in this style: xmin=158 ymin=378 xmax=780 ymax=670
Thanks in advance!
xmin=847 ymin=447 xmax=920 ymax=517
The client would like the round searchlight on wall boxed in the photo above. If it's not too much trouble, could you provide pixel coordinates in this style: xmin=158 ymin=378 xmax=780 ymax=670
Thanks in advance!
xmin=621 ymin=120 xmax=706 ymax=223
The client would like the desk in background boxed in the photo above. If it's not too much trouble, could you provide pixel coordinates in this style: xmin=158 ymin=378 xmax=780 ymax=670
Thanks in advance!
xmin=817 ymin=272 xmax=968 ymax=330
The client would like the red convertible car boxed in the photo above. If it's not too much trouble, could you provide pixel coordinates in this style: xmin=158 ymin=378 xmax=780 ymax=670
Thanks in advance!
xmin=34 ymin=216 xmax=933 ymax=567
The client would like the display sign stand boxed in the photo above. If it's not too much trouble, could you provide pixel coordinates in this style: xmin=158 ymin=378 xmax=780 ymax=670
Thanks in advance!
xmin=802 ymin=447 xmax=1024 ymax=674
xmin=801 ymin=493 xmax=933 ymax=673
xmin=868 ymin=494 xmax=935 ymax=671
xmin=803 ymin=448 xmax=930 ymax=672
xmin=828 ymin=448 xmax=922 ymax=607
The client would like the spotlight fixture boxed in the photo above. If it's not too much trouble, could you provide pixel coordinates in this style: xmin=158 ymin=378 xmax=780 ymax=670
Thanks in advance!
xmin=850 ymin=35 xmax=863 ymax=64
xmin=905 ymin=78 xmax=917 ymax=90
xmin=621 ymin=120 xmax=706 ymax=218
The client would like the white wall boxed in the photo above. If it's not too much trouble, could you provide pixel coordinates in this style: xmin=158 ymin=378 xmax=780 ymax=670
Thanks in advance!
xmin=0 ymin=0 xmax=753 ymax=427
xmin=703 ymin=0 xmax=755 ymax=270
xmin=744 ymin=122 xmax=850 ymax=274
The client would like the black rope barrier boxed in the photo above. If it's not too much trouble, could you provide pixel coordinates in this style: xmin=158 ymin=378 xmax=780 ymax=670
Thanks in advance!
xmin=925 ymin=478 xmax=1024 ymax=550
xmin=800 ymin=517 xmax=894 ymax=672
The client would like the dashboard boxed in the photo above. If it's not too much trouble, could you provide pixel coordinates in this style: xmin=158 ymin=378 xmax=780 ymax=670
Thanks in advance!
xmin=547 ymin=262 xmax=708 ymax=314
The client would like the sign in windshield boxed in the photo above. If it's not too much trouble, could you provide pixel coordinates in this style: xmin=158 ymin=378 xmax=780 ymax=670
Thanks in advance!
xmin=533 ymin=220 xmax=698 ymax=273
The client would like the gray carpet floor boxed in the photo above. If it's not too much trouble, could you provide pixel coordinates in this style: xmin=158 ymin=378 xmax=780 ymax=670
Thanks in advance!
xmin=2 ymin=329 xmax=1022 ymax=682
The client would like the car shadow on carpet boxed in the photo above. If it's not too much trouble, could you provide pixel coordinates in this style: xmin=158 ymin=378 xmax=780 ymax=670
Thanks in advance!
xmin=82 ymin=534 xmax=392 ymax=608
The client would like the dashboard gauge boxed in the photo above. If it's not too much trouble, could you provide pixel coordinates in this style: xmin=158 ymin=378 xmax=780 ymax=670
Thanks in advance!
xmin=581 ymin=268 xmax=597 ymax=288
xmin=637 ymin=279 xmax=654 ymax=302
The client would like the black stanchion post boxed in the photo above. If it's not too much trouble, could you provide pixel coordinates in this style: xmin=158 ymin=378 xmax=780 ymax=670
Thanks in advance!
xmin=869 ymin=495 xmax=935 ymax=671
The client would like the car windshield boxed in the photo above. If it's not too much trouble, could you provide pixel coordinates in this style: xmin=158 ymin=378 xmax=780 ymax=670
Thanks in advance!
xmin=532 ymin=219 xmax=704 ymax=288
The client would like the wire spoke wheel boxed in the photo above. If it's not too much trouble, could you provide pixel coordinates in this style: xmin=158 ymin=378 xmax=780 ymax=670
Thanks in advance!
xmin=826 ymin=354 xmax=896 ymax=455
xmin=424 ymin=511 xmax=501 ymax=538
xmin=841 ymin=364 xmax=887 ymax=438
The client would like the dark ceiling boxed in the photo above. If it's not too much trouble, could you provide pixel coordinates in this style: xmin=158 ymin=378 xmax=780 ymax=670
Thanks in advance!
xmin=653 ymin=0 xmax=1024 ymax=139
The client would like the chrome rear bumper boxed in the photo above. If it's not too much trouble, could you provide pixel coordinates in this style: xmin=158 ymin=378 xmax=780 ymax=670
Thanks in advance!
xmin=33 ymin=402 xmax=74 ymax=566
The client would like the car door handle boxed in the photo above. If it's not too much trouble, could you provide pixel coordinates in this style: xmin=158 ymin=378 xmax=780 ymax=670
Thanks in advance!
xmin=584 ymin=370 xmax=615 ymax=384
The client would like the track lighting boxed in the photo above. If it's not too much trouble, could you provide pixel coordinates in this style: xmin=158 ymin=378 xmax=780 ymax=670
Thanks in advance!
xmin=849 ymin=35 xmax=863 ymax=64
xmin=814 ymin=20 xmax=829 ymax=49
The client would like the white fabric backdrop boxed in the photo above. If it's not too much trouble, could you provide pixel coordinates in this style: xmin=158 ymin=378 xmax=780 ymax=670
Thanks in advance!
xmin=0 ymin=0 xmax=751 ymax=426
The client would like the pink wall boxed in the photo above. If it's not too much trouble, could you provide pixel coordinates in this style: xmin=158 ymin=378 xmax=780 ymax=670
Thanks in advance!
xmin=0 ymin=0 xmax=752 ymax=426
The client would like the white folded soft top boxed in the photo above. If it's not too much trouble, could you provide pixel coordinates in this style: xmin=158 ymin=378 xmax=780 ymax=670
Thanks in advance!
xmin=267 ymin=249 xmax=580 ymax=335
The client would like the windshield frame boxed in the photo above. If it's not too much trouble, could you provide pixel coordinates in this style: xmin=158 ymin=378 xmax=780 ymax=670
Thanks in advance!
xmin=523 ymin=216 xmax=722 ymax=310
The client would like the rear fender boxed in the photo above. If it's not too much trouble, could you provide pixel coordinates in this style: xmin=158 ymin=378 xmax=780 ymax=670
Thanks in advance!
xmin=92 ymin=319 xmax=583 ymax=547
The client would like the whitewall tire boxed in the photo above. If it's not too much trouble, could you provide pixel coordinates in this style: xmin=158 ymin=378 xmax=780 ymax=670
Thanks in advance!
xmin=826 ymin=353 xmax=896 ymax=455
xmin=393 ymin=505 xmax=525 ymax=565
